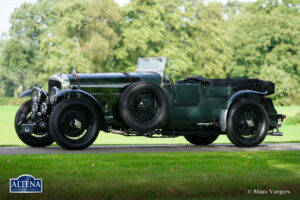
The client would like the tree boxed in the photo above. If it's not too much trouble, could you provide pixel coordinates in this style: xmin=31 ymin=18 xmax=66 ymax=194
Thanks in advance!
xmin=229 ymin=0 xmax=300 ymax=105
xmin=115 ymin=0 xmax=232 ymax=80
xmin=1 ymin=0 xmax=299 ymax=104
xmin=188 ymin=1 xmax=234 ymax=78
xmin=1 ymin=0 xmax=121 ymax=96
xmin=0 ymin=0 xmax=57 ymax=94
xmin=41 ymin=0 xmax=121 ymax=74
xmin=115 ymin=0 xmax=192 ymax=76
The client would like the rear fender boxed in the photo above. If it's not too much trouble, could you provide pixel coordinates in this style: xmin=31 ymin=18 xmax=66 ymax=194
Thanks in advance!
xmin=219 ymin=90 xmax=268 ymax=132
xmin=54 ymin=89 xmax=107 ymax=130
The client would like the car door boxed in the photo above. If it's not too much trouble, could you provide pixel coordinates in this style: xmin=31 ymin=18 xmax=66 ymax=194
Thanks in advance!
xmin=174 ymin=84 xmax=200 ymax=106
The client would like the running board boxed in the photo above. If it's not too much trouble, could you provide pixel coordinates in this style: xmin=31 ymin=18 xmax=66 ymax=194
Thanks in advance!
xmin=196 ymin=122 xmax=214 ymax=126
xmin=268 ymin=132 xmax=283 ymax=136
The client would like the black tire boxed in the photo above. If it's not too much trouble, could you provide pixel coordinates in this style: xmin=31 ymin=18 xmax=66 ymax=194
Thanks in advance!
xmin=184 ymin=127 xmax=219 ymax=145
xmin=119 ymin=82 xmax=168 ymax=132
xmin=226 ymin=98 xmax=269 ymax=147
xmin=49 ymin=98 xmax=100 ymax=150
xmin=14 ymin=100 xmax=54 ymax=147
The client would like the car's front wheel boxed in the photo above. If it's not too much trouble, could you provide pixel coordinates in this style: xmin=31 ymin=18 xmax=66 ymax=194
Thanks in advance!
xmin=49 ymin=98 xmax=100 ymax=150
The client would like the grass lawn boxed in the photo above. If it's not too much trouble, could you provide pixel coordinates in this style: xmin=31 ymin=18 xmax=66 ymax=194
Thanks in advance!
xmin=0 ymin=151 xmax=299 ymax=199
xmin=1 ymin=106 xmax=300 ymax=146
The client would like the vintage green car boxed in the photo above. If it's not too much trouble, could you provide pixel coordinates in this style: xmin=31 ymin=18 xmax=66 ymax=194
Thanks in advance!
xmin=15 ymin=57 xmax=285 ymax=149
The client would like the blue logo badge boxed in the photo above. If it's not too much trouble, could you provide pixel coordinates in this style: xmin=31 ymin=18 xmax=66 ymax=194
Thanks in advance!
xmin=10 ymin=174 xmax=42 ymax=193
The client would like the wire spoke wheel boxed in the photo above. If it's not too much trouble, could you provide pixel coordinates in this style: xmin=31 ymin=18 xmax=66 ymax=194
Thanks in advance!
xmin=226 ymin=99 xmax=269 ymax=147
xmin=119 ymin=82 xmax=168 ymax=132
xmin=49 ymin=98 xmax=100 ymax=150
xmin=14 ymin=100 xmax=54 ymax=147
xmin=129 ymin=90 xmax=160 ymax=123
xmin=233 ymin=104 xmax=263 ymax=141
xmin=58 ymin=106 xmax=92 ymax=142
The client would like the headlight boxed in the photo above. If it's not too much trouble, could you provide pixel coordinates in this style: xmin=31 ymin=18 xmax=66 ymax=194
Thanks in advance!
xmin=31 ymin=103 xmax=38 ymax=113
xmin=31 ymin=87 xmax=46 ymax=103
xmin=49 ymin=87 xmax=60 ymax=104
xmin=40 ymin=102 xmax=48 ymax=115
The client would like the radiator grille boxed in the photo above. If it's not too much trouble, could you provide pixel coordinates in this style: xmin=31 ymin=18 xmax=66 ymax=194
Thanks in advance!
xmin=48 ymin=79 xmax=61 ymax=90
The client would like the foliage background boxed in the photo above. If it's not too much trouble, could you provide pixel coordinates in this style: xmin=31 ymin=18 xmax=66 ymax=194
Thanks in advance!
xmin=0 ymin=0 xmax=299 ymax=105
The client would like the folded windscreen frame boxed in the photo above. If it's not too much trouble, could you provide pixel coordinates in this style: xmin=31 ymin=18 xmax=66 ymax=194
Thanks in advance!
xmin=136 ymin=57 xmax=167 ymax=77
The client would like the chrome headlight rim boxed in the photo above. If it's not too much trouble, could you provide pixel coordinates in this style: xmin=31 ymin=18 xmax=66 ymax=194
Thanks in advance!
xmin=49 ymin=86 xmax=60 ymax=104
xmin=40 ymin=102 xmax=48 ymax=115
xmin=31 ymin=87 xmax=46 ymax=103
xmin=31 ymin=103 xmax=39 ymax=113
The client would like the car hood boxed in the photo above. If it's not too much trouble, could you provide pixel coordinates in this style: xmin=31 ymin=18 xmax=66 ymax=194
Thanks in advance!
xmin=64 ymin=72 xmax=162 ymax=88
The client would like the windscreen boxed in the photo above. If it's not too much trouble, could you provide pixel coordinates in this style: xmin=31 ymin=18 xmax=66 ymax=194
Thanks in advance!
xmin=136 ymin=57 xmax=167 ymax=74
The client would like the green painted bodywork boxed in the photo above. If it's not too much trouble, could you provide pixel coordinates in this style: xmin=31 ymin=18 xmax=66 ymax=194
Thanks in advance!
xmin=55 ymin=72 xmax=269 ymax=130
xmin=63 ymin=72 xmax=163 ymax=128
xmin=162 ymin=84 xmax=232 ymax=129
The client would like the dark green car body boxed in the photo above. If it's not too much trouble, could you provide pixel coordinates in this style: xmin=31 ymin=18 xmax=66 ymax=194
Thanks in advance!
xmin=16 ymin=57 xmax=285 ymax=149
xmin=50 ymin=71 xmax=281 ymax=133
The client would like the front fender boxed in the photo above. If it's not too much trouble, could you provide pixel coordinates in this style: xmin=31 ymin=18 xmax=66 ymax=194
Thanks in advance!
xmin=54 ymin=89 xmax=99 ymax=104
xmin=18 ymin=89 xmax=32 ymax=98
xmin=18 ymin=88 xmax=48 ymax=98
xmin=54 ymin=89 xmax=107 ymax=130
xmin=219 ymin=90 xmax=268 ymax=132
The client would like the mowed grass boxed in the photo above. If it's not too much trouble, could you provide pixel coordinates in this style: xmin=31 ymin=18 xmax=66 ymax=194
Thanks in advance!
xmin=1 ymin=106 xmax=300 ymax=146
xmin=0 ymin=151 xmax=299 ymax=199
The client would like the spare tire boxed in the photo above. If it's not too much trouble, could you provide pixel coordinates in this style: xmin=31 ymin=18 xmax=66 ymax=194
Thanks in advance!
xmin=119 ymin=82 xmax=168 ymax=132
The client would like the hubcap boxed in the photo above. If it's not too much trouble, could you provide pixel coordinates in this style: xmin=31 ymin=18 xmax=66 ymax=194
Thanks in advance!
xmin=74 ymin=119 xmax=82 ymax=129
xmin=246 ymin=120 xmax=255 ymax=127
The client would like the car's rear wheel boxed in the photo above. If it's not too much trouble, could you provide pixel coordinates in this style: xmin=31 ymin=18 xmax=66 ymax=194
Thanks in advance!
xmin=119 ymin=82 xmax=168 ymax=132
xmin=14 ymin=100 xmax=54 ymax=147
xmin=226 ymin=98 xmax=269 ymax=147
xmin=184 ymin=127 xmax=219 ymax=145
xmin=49 ymin=98 xmax=100 ymax=150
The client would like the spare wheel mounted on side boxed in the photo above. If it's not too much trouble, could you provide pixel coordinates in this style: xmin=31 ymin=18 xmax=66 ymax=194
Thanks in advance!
xmin=119 ymin=81 xmax=168 ymax=132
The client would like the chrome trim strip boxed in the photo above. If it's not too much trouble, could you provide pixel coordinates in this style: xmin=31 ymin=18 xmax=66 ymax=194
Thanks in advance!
xmin=196 ymin=122 xmax=214 ymax=126
xmin=72 ymin=83 xmax=130 ymax=88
